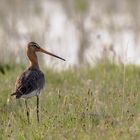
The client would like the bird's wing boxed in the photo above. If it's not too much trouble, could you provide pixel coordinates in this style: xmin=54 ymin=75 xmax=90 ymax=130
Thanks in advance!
xmin=12 ymin=68 xmax=45 ymax=98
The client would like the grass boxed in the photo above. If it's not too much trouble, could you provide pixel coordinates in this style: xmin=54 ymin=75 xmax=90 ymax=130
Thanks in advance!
xmin=0 ymin=61 xmax=140 ymax=140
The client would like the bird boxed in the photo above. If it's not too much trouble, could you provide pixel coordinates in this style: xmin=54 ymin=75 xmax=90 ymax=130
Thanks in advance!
xmin=11 ymin=42 xmax=65 ymax=123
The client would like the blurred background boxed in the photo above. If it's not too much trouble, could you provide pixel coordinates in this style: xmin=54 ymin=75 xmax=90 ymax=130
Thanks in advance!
xmin=0 ymin=0 xmax=140 ymax=70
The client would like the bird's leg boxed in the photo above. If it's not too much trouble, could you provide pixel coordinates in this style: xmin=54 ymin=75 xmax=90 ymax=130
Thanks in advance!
xmin=25 ymin=99 xmax=30 ymax=124
xmin=37 ymin=96 xmax=40 ymax=123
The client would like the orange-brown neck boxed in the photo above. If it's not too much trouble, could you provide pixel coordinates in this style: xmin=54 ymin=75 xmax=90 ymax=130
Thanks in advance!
xmin=27 ymin=49 xmax=39 ymax=69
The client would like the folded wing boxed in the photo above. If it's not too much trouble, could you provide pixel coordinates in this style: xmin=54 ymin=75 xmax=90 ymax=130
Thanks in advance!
xmin=11 ymin=68 xmax=45 ymax=99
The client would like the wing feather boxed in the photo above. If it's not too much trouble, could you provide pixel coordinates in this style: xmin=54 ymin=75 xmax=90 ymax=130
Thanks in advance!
xmin=12 ymin=68 xmax=45 ymax=99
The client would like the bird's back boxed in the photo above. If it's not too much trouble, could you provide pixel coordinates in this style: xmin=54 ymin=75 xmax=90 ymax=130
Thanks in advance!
xmin=12 ymin=68 xmax=45 ymax=99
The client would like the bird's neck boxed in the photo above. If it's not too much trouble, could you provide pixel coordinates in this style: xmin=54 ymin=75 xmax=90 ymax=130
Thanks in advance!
xmin=27 ymin=50 xmax=40 ymax=69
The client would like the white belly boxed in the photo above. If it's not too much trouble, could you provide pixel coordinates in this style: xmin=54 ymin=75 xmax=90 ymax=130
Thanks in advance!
xmin=21 ymin=89 xmax=40 ymax=98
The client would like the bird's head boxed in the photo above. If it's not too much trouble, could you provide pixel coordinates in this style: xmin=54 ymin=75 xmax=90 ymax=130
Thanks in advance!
xmin=28 ymin=42 xmax=40 ymax=51
xmin=27 ymin=42 xmax=66 ymax=61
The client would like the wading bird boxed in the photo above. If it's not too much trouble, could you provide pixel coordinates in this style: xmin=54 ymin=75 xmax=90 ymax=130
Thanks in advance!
xmin=11 ymin=42 xmax=65 ymax=123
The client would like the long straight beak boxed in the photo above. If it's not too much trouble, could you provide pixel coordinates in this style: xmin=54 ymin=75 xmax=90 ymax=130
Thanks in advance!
xmin=39 ymin=47 xmax=66 ymax=61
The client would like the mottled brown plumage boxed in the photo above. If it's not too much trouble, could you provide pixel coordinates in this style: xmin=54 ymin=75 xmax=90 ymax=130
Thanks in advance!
xmin=11 ymin=41 xmax=65 ymax=123
xmin=12 ymin=68 xmax=45 ymax=99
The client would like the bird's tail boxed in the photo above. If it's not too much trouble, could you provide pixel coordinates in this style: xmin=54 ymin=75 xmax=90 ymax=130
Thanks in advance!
xmin=11 ymin=92 xmax=16 ymax=96
xmin=11 ymin=92 xmax=21 ymax=99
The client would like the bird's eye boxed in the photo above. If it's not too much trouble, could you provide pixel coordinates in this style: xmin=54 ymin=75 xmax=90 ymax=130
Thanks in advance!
xmin=31 ymin=44 xmax=40 ymax=49
xmin=35 ymin=45 xmax=40 ymax=49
